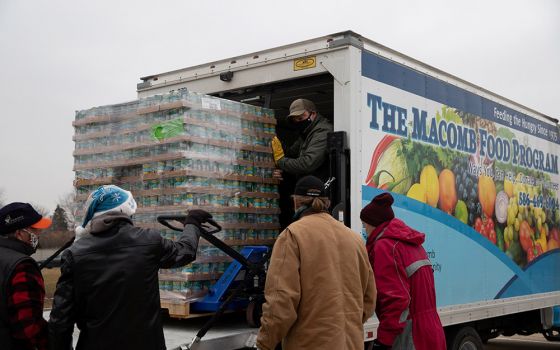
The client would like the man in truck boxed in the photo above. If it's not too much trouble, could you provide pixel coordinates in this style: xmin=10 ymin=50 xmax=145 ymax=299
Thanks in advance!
xmin=271 ymin=98 xmax=333 ymax=182
xmin=257 ymin=176 xmax=376 ymax=350
xmin=360 ymin=192 xmax=446 ymax=350
xmin=0 ymin=202 xmax=52 ymax=350
xmin=271 ymin=98 xmax=333 ymax=228
xmin=48 ymin=185 xmax=210 ymax=350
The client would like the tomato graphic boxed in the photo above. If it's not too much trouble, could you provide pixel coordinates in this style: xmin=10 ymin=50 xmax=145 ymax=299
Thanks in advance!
xmin=519 ymin=220 xmax=534 ymax=252
xmin=475 ymin=217 xmax=483 ymax=233
xmin=526 ymin=243 xmax=543 ymax=263
xmin=488 ymin=229 xmax=497 ymax=245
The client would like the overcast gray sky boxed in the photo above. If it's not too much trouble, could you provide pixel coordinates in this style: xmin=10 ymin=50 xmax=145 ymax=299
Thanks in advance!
xmin=0 ymin=0 xmax=558 ymax=213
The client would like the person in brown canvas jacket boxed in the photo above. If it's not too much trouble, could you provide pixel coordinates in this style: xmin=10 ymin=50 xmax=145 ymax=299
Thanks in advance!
xmin=256 ymin=176 xmax=376 ymax=350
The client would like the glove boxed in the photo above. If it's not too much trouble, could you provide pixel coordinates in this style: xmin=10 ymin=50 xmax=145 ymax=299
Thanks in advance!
xmin=272 ymin=169 xmax=283 ymax=180
xmin=182 ymin=209 xmax=213 ymax=229
xmin=271 ymin=136 xmax=285 ymax=163
xmin=371 ymin=339 xmax=390 ymax=349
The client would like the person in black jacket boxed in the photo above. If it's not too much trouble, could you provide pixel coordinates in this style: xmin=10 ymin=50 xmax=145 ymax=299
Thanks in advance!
xmin=0 ymin=202 xmax=52 ymax=350
xmin=271 ymin=99 xmax=333 ymax=183
xmin=271 ymin=98 xmax=334 ymax=228
xmin=48 ymin=185 xmax=208 ymax=350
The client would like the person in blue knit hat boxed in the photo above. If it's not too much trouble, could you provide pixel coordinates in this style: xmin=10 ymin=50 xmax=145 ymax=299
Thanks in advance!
xmin=74 ymin=185 xmax=138 ymax=240
xmin=49 ymin=185 xmax=210 ymax=350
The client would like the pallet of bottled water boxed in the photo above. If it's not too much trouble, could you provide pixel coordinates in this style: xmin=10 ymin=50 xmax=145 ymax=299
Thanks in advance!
xmin=72 ymin=90 xmax=280 ymax=316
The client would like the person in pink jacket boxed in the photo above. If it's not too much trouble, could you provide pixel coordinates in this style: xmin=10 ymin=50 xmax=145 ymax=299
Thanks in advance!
xmin=360 ymin=192 xmax=446 ymax=350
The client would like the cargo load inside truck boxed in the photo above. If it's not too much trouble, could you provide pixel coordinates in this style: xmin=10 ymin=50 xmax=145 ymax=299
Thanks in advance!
xmin=72 ymin=90 xmax=281 ymax=317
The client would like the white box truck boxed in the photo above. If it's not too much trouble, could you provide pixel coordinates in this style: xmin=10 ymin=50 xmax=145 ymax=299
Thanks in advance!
xmin=136 ymin=31 xmax=560 ymax=349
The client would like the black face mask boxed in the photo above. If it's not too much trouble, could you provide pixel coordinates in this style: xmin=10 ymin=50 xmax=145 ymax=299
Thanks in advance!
xmin=290 ymin=114 xmax=313 ymax=133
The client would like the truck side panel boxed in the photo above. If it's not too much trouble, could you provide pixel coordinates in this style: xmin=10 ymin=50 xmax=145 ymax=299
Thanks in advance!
xmin=357 ymin=49 xmax=560 ymax=307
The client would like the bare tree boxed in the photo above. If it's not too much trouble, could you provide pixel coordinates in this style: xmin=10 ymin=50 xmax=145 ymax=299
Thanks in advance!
xmin=0 ymin=188 xmax=5 ymax=207
xmin=59 ymin=190 xmax=80 ymax=230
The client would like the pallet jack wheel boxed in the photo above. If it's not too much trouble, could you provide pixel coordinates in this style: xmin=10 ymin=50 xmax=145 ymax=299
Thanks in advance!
xmin=246 ymin=299 xmax=263 ymax=328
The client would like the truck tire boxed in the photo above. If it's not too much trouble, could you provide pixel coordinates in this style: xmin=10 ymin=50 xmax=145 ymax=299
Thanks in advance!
xmin=447 ymin=326 xmax=484 ymax=350
xmin=543 ymin=329 xmax=560 ymax=341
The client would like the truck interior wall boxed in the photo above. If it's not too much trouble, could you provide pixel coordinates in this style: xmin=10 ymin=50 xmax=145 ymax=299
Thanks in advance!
xmin=213 ymin=74 xmax=335 ymax=228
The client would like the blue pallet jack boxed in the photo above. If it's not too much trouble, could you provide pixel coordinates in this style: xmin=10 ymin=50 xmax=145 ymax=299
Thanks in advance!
xmin=189 ymin=245 xmax=269 ymax=314
xmin=157 ymin=215 xmax=270 ymax=349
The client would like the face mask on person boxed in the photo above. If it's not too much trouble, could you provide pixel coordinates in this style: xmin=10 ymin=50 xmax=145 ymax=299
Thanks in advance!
xmin=299 ymin=117 xmax=313 ymax=132
xmin=30 ymin=232 xmax=39 ymax=250
xmin=290 ymin=112 xmax=313 ymax=133
xmin=22 ymin=229 xmax=40 ymax=251
xmin=360 ymin=228 xmax=368 ymax=244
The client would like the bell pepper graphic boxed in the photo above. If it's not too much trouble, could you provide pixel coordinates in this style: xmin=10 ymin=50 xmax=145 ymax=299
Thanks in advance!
xmin=365 ymin=135 xmax=411 ymax=194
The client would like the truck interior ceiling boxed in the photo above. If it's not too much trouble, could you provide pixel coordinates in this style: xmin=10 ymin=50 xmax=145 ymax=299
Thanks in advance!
xmin=213 ymin=73 xmax=335 ymax=228
xmin=213 ymin=73 xmax=334 ymax=122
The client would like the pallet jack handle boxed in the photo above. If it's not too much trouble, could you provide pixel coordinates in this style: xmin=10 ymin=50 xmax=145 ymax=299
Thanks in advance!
xmin=38 ymin=237 xmax=75 ymax=270
xmin=157 ymin=215 xmax=222 ymax=234
xmin=184 ymin=284 xmax=245 ymax=349
xmin=157 ymin=215 xmax=258 ymax=271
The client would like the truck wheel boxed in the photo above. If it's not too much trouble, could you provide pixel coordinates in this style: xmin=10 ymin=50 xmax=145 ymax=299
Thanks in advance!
xmin=246 ymin=300 xmax=262 ymax=328
xmin=447 ymin=326 xmax=483 ymax=350
xmin=543 ymin=329 xmax=560 ymax=341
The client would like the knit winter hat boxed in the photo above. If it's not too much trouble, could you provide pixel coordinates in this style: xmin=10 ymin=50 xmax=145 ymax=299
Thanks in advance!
xmin=81 ymin=185 xmax=137 ymax=228
xmin=360 ymin=192 xmax=395 ymax=227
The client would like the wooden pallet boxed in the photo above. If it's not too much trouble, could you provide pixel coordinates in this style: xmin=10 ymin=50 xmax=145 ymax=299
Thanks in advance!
xmin=161 ymin=300 xmax=214 ymax=319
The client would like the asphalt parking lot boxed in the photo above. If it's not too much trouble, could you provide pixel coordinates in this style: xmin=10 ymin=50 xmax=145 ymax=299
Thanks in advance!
xmin=486 ymin=334 xmax=560 ymax=349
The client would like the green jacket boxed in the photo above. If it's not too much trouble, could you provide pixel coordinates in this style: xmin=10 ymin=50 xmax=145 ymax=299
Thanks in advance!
xmin=278 ymin=114 xmax=333 ymax=181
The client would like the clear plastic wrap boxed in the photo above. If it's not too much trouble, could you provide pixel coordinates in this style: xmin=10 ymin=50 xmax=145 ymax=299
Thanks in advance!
xmin=73 ymin=90 xmax=279 ymax=304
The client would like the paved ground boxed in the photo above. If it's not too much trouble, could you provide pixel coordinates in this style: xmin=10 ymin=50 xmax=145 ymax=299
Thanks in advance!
xmin=33 ymin=248 xmax=59 ymax=261
xmin=45 ymin=308 xmax=560 ymax=349
xmin=162 ymin=312 xmax=254 ymax=349
xmin=486 ymin=334 xmax=560 ymax=349
xmin=44 ymin=310 xmax=255 ymax=349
